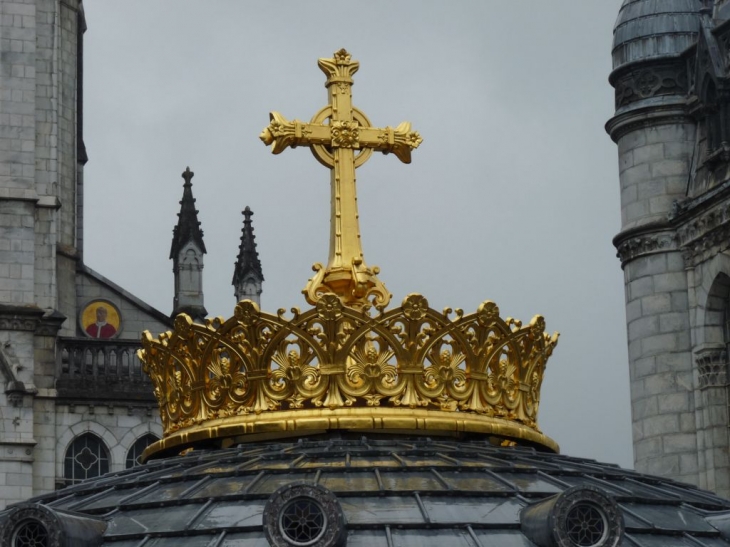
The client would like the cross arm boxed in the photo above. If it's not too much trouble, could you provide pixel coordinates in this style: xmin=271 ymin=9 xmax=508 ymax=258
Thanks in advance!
xmin=259 ymin=112 xmax=331 ymax=154
xmin=358 ymin=122 xmax=423 ymax=164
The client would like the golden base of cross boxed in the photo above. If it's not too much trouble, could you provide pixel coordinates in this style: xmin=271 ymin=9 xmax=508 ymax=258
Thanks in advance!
xmin=304 ymin=261 xmax=391 ymax=311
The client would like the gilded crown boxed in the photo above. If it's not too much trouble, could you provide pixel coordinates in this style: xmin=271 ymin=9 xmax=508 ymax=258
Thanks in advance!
xmin=138 ymin=50 xmax=560 ymax=460
xmin=138 ymin=294 xmax=558 ymax=458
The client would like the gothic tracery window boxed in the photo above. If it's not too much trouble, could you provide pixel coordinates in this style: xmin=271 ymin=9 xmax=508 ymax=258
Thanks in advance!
xmin=125 ymin=434 xmax=159 ymax=468
xmin=63 ymin=433 xmax=110 ymax=486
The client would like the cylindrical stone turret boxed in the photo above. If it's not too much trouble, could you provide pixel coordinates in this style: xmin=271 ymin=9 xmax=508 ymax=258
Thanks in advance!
xmin=607 ymin=0 xmax=702 ymax=484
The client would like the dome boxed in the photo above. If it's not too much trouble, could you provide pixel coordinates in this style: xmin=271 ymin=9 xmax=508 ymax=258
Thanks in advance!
xmin=612 ymin=0 xmax=703 ymax=71
xmin=2 ymin=436 xmax=730 ymax=546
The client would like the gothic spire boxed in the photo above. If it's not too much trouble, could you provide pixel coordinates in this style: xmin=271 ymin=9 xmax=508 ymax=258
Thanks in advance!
xmin=170 ymin=167 xmax=206 ymax=259
xmin=233 ymin=206 xmax=264 ymax=305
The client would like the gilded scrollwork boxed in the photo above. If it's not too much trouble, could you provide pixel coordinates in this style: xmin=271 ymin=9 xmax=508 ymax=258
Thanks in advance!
xmin=139 ymin=293 xmax=559 ymax=437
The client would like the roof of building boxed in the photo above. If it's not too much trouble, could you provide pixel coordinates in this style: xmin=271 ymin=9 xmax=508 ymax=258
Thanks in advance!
xmin=612 ymin=0 xmax=703 ymax=71
xmin=3 ymin=436 xmax=730 ymax=546
xmin=232 ymin=206 xmax=264 ymax=285
xmin=170 ymin=167 xmax=206 ymax=259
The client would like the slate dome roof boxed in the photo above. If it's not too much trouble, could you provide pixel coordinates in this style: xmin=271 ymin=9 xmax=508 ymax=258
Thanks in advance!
xmin=612 ymin=0 xmax=703 ymax=71
xmin=3 ymin=436 xmax=730 ymax=547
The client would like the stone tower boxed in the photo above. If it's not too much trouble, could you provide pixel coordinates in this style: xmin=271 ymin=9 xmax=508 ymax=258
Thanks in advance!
xmin=232 ymin=206 xmax=264 ymax=306
xmin=170 ymin=167 xmax=207 ymax=322
xmin=608 ymin=0 xmax=730 ymax=497
xmin=0 ymin=0 xmax=174 ymax=509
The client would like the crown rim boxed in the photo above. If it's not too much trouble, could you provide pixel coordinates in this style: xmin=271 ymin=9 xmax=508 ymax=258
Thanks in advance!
xmin=141 ymin=407 xmax=560 ymax=461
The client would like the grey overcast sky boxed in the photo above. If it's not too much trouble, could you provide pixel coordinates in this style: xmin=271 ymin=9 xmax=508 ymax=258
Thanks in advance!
xmin=82 ymin=1 xmax=631 ymax=467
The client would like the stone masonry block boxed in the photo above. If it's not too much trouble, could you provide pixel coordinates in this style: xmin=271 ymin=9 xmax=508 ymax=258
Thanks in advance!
xmin=651 ymin=160 xmax=689 ymax=178
xmin=650 ymin=195 xmax=677 ymax=215
xmin=621 ymin=184 xmax=637 ymax=206
xmin=619 ymin=150 xmax=634 ymax=173
xmin=642 ymin=413 xmax=680 ymax=438
xmin=659 ymin=312 xmax=689 ymax=333
xmin=658 ymin=392 xmax=690 ymax=414
xmin=664 ymin=141 xmax=693 ymax=159
xmin=621 ymin=163 xmax=651 ymax=186
xmin=626 ymin=299 xmax=642 ymax=323
xmin=643 ymin=372 xmax=680 ymax=396
xmin=633 ymin=356 xmax=657 ymax=379
xmin=663 ymin=433 xmax=697 ymax=454
xmin=633 ymin=143 xmax=664 ymax=165
xmin=644 ymin=454 xmax=680 ymax=477
xmin=680 ymin=412 xmax=696 ymax=433
xmin=647 ymin=124 xmax=693 ymax=144
xmin=630 ymin=276 xmax=654 ymax=300
xmin=656 ymin=352 xmax=691 ymax=373
xmin=635 ymin=436 xmax=663 ymax=461
xmin=629 ymin=316 xmax=659 ymax=341
xmin=642 ymin=333 xmax=680 ymax=355
xmin=627 ymin=254 xmax=667 ymax=281
xmin=633 ymin=395 xmax=659 ymax=419
xmin=680 ymin=453 xmax=699 ymax=475
xmin=618 ymin=130 xmax=647 ymax=154
xmin=653 ymin=272 xmax=687 ymax=293
xmin=642 ymin=294 xmax=672 ymax=315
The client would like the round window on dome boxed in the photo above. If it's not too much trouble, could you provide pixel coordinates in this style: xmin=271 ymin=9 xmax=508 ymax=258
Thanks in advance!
xmin=564 ymin=502 xmax=608 ymax=547
xmin=11 ymin=519 xmax=48 ymax=547
xmin=263 ymin=483 xmax=345 ymax=547
xmin=278 ymin=497 xmax=328 ymax=546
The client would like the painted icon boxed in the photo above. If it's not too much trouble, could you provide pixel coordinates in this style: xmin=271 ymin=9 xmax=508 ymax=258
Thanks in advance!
xmin=80 ymin=300 xmax=121 ymax=339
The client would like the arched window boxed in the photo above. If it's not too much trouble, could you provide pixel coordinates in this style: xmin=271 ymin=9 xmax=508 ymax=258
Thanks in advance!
xmin=63 ymin=433 xmax=110 ymax=486
xmin=125 ymin=434 xmax=159 ymax=468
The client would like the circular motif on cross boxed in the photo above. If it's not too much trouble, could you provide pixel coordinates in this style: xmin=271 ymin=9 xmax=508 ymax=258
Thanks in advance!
xmin=263 ymin=483 xmax=346 ymax=547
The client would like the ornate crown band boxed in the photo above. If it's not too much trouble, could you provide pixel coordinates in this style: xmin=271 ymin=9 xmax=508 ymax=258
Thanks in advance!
xmin=138 ymin=293 xmax=559 ymax=458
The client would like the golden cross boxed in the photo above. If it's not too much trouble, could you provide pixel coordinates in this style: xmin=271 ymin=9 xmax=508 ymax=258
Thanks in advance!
xmin=260 ymin=49 xmax=422 ymax=310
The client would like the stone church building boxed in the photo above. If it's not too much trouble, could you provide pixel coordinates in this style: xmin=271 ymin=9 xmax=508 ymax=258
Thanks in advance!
xmin=609 ymin=0 xmax=730 ymax=499
xmin=0 ymin=0 xmax=263 ymax=509
xmin=12 ymin=0 xmax=730 ymax=514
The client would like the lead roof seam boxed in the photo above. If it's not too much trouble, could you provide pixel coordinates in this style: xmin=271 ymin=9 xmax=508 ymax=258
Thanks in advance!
xmin=534 ymin=470 xmax=572 ymax=489
xmin=585 ymin=475 xmax=634 ymax=496
xmin=385 ymin=525 xmax=394 ymax=547
xmin=414 ymin=493 xmax=431 ymax=524
xmin=622 ymin=533 xmax=643 ymax=546
xmin=374 ymin=469 xmax=385 ymax=492
xmin=117 ymin=481 xmax=161 ymax=506
xmin=179 ymin=476 xmax=212 ymax=499
xmin=65 ymin=486 xmax=116 ymax=511
xmin=435 ymin=452 xmax=460 ymax=465
xmin=430 ymin=469 xmax=452 ymax=490
xmin=623 ymin=477 xmax=682 ymax=500
xmin=236 ymin=456 xmax=263 ymax=471
xmin=185 ymin=498 xmax=214 ymax=531
xmin=209 ymin=530 xmax=227 ymax=547
xmin=44 ymin=492 xmax=76 ymax=508
xmin=291 ymin=454 xmax=307 ymax=467
xmin=243 ymin=471 xmax=266 ymax=494
xmin=619 ymin=503 xmax=655 ymax=527
xmin=481 ymin=468 xmax=518 ymax=492
xmin=465 ymin=525 xmax=486 ymax=547
xmin=682 ymin=531 xmax=713 ymax=547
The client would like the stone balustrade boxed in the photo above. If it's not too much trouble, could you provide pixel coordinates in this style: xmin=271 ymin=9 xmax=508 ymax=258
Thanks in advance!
xmin=56 ymin=338 xmax=154 ymax=402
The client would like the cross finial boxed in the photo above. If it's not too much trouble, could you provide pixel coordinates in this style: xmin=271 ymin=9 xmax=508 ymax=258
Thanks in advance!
xmin=260 ymin=50 xmax=422 ymax=310
xmin=182 ymin=166 xmax=194 ymax=186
